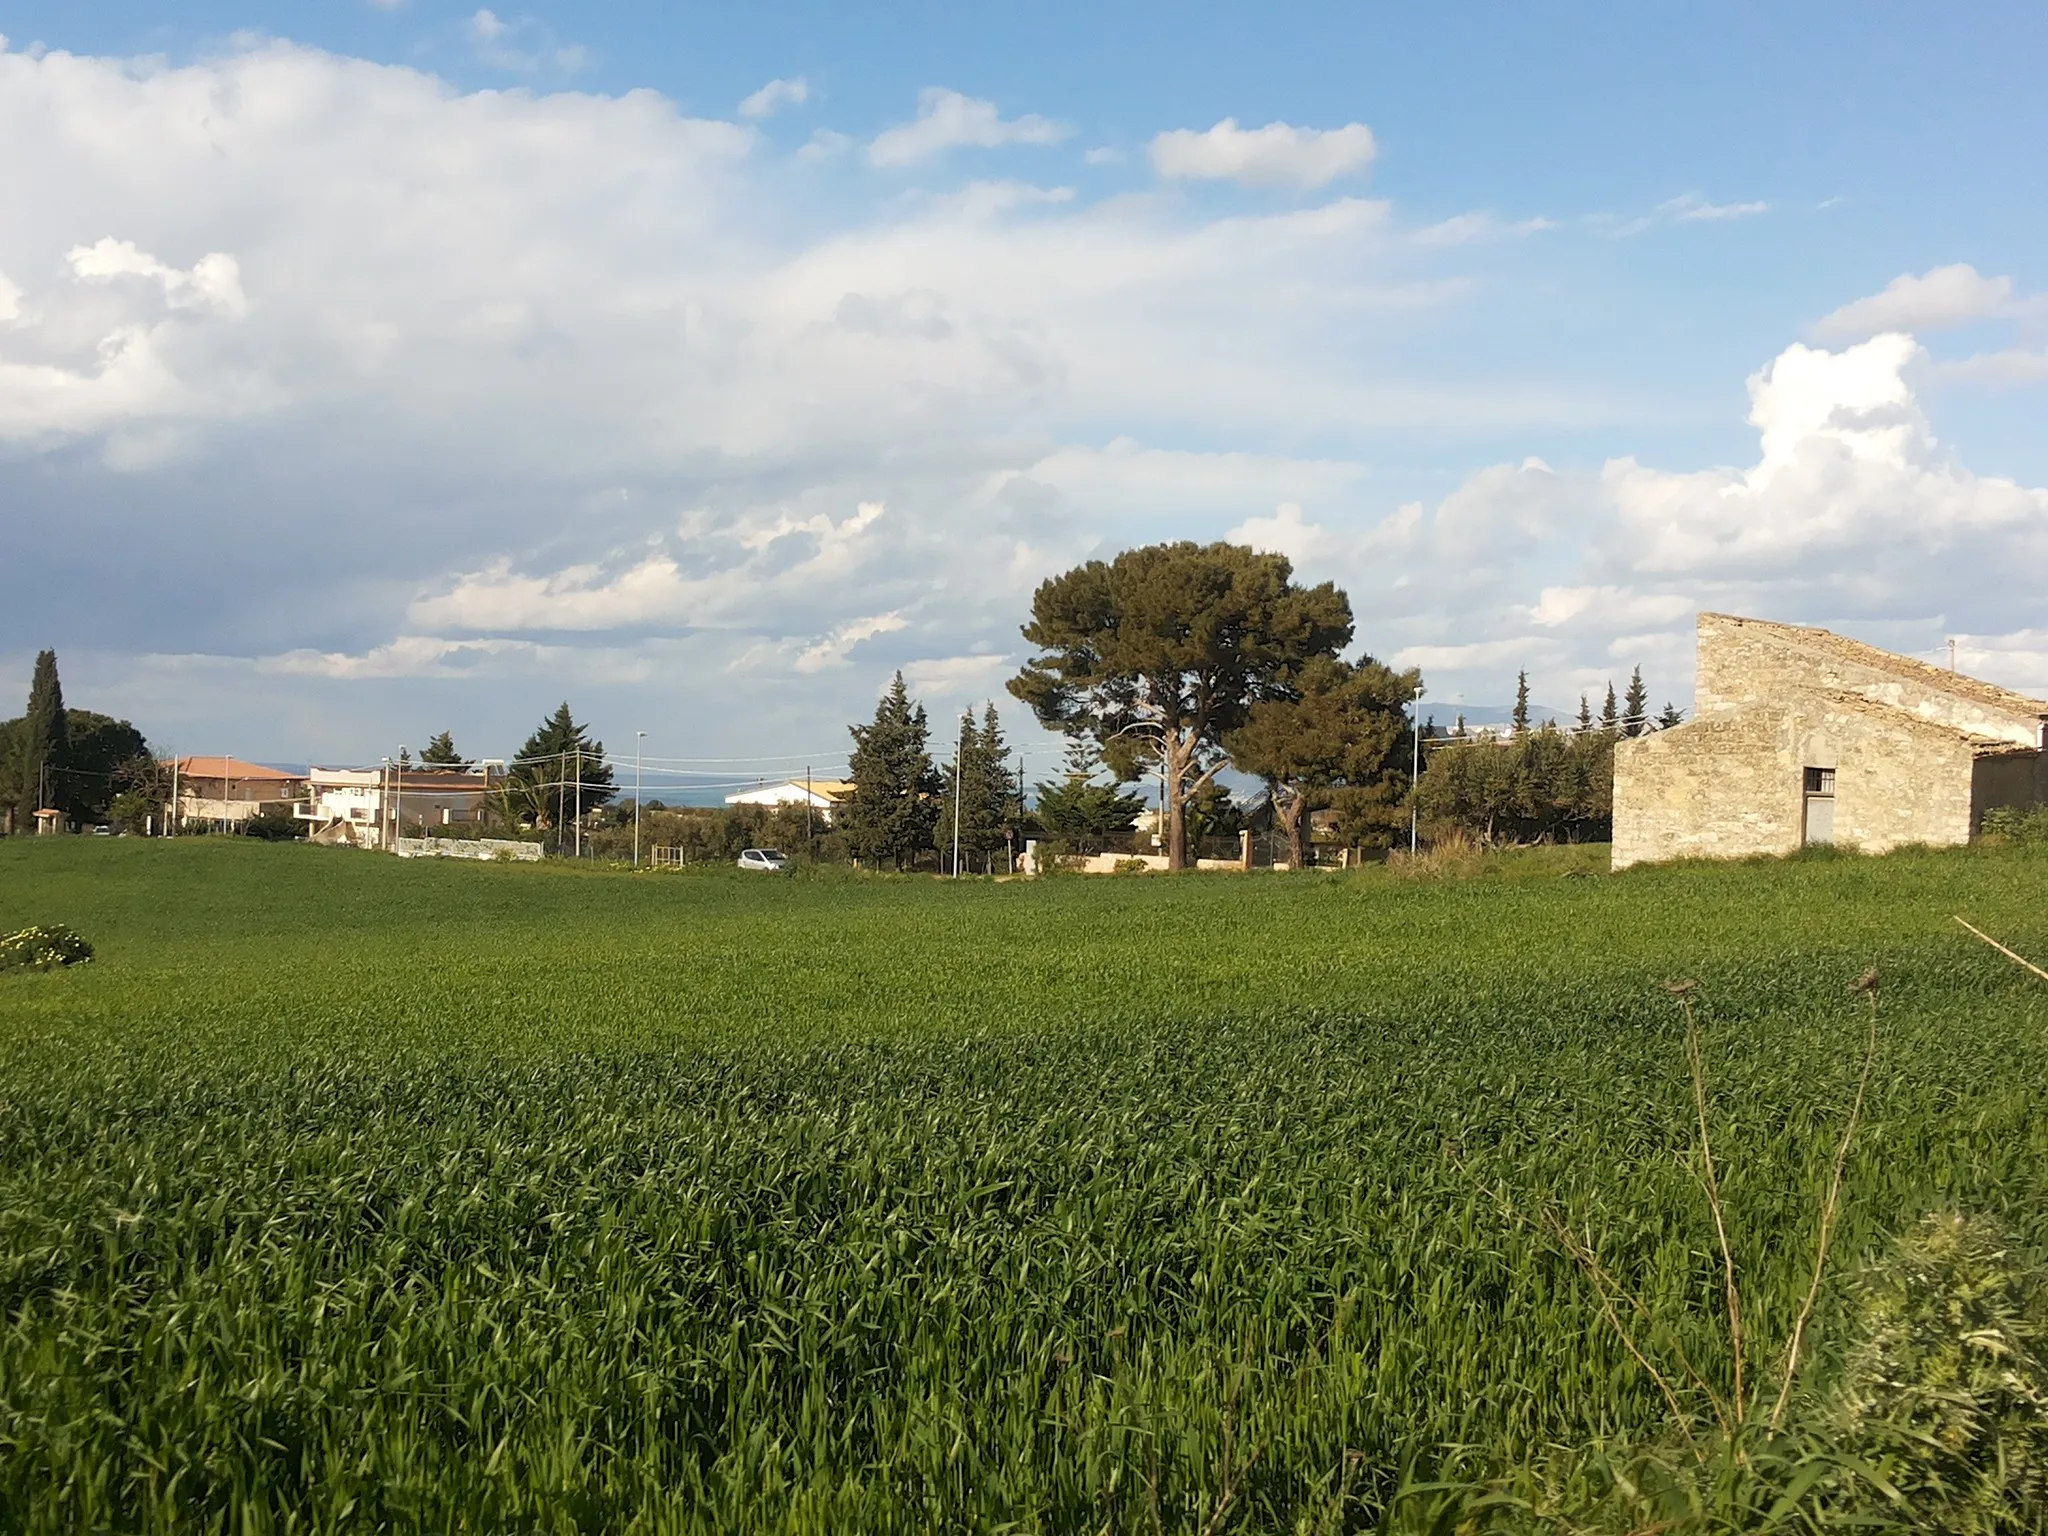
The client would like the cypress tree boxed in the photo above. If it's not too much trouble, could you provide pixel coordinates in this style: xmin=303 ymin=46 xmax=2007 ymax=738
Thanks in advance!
xmin=1600 ymin=682 xmax=1620 ymax=733
xmin=1622 ymin=666 xmax=1650 ymax=738
xmin=14 ymin=650 xmax=70 ymax=827
xmin=1511 ymin=670 xmax=1531 ymax=735
xmin=843 ymin=673 xmax=940 ymax=869
xmin=1576 ymin=694 xmax=1593 ymax=733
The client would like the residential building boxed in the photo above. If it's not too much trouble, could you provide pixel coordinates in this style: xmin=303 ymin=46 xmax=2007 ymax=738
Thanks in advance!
xmin=294 ymin=766 xmax=496 ymax=843
xmin=723 ymin=779 xmax=854 ymax=821
xmin=173 ymin=756 xmax=307 ymax=824
xmin=1613 ymin=614 xmax=2048 ymax=869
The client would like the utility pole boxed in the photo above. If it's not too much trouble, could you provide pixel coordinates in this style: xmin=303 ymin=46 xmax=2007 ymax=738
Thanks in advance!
xmin=1410 ymin=683 xmax=1426 ymax=854
xmin=394 ymin=749 xmax=405 ymax=849
xmin=380 ymin=757 xmax=391 ymax=850
xmin=805 ymin=764 xmax=814 ymax=862
xmin=169 ymin=752 xmax=178 ymax=836
xmin=574 ymin=746 xmax=582 ymax=860
xmin=951 ymin=733 xmax=963 ymax=877
xmin=633 ymin=732 xmax=646 ymax=868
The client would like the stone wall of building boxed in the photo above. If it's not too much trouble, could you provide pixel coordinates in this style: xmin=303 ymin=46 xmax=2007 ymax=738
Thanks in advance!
xmin=1613 ymin=695 xmax=1983 ymax=870
xmin=1696 ymin=614 xmax=2047 ymax=748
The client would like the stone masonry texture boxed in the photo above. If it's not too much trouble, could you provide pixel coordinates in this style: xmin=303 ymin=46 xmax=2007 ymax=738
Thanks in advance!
xmin=1612 ymin=615 xmax=2048 ymax=870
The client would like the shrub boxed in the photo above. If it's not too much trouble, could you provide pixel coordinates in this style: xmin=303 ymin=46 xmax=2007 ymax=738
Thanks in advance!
xmin=1387 ymin=827 xmax=1485 ymax=880
xmin=0 ymin=924 xmax=93 ymax=972
xmin=1981 ymin=806 xmax=2048 ymax=845
xmin=1832 ymin=1211 xmax=2048 ymax=1529
xmin=241 ymin=806 xmax=302 ymax=842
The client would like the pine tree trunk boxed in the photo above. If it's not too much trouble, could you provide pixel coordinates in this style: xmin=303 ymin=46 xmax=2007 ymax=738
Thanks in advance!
xmin=1158 ymin=729 xmax=1187 ymax=870
xmin=1280 ymin=791 xmax=1309 ymax=870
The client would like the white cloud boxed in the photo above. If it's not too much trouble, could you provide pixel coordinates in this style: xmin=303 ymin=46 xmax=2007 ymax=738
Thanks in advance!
xmin=739 ymin=77 xmax=808 ymax=119
xmin=1245 ymin=332 xmax=2048 ymax=708
xmin=68 ymin=238 xmax=248 ymax=317
xmin=1149 ymin=119 xmax=1377 ymax=189
xmin=6 ymin=35 xmax=2041 ymax=762
xmin=1811 ymin=263 xmax=2014 ymax=341
xmin=795 ymin=612 xmax=907 ymax=673
xmin=1599 ymin=193 xmax=1770 ymax=237
xmin=1663 ymin=193 xmax=1768 ymax=222
xmin=903 ymin=653 xmax=1013 ymax=701
xmin=1412 ymin=211 xmax=1557 ymax=248
xmin=467 ymin=8 xmax=586 ymax=72
xmin=867 ymin=88 xmax=1069 ymax=167
xmin=1930 ymin=347 xmax=2048 ymax=387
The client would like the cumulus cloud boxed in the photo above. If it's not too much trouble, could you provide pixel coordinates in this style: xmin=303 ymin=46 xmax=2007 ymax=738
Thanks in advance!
xmin=739 ymin=77 xmax=808 ymax=119
xmin=1251 ymin=332 xmax=2048 ymax=708
xmin=867 ymin=88 xmax=1068 ymax=167
xmin=3 ymin=35 xmax=2040 ymax=765
xmin=68 ymin=238 xmax=248 ymax=316
xmin=1149 ymin=118 xmax=1376 ymax=189
xmin=1811 ymin=263 xmax=2014 ymax=341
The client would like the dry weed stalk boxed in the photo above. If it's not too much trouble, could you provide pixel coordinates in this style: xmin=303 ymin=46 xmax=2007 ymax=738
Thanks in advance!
xmin=1768 ymin=968 xmax=1880 ymax=1429
xmin=1953 ymin=915 xmax=2048 ymax=985
xmin=1670 ymin=980 xmax=1748 ymax=1419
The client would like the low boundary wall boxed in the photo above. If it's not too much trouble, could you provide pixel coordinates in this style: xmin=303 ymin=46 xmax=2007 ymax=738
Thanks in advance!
xmin=393 ymin=837 xmax=544 ymax=862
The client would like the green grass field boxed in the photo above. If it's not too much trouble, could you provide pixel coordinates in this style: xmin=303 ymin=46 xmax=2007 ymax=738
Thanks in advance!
xmin=3 ymin=839 xmax=2047 ymax=1532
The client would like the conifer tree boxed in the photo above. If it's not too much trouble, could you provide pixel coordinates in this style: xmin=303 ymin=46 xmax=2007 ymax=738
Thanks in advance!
xmin=503 ymin=703 xmax=614 ymax=832
xmin=842 ymin=673 xmax=940 ymax=869
xmin=1033 ymin=736 xmax=1148 ymax=849
xmin=1622 ymin=666 xmax=1650 ymax=737
xmin=936 ymin=707 xmax=1012 ymax=872
xmin=12 ymin=650 xmax=70 ymax=827
xmin=1511 ymin=670 xmax=1531 ymax=735
xmin=1601 ymin=683 xmax=1619 ymax=733
xmin=1577 ymin=695 xmax=1594 ymax=733
xmin=420 ymin=731 xmax=467 ymax=767
xmin=1655 ymin=701 xmax=1685 ymax=729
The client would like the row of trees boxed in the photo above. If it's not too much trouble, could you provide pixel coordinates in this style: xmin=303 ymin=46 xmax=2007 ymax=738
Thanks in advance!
xmin=0 ymin=651 xmax=153 ymax=834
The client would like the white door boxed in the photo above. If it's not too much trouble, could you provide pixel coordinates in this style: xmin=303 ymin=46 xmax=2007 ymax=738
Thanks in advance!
xmin=1803 ymin=794 xmax=1835 ymax=844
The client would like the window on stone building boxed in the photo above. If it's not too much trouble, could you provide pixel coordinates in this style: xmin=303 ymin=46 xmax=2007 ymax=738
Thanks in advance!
xmin=1803 ymin=767 xmax=1835 ymax=794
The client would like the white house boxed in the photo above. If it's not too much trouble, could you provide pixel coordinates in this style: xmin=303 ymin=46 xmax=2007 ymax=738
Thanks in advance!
xmin=723 ymin=779 xmax=854 ymax=822
xmin=295 ymin=766 xmax=495 ymax=843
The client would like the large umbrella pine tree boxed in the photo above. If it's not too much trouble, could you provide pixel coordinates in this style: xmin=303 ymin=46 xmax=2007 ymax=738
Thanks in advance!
xmin=1224 ymin=654 xmax=1420 ymax=869
xmin=1009 ymin=542 xmax=1353 ymax=870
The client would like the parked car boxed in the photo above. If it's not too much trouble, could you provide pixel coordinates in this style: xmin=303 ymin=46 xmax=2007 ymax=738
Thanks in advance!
xmin=736 ymin=848 xmax=790 ymax=873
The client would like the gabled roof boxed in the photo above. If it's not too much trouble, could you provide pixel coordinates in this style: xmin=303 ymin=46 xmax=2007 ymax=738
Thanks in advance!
xmin=1704 ymin=614 xmax=2048 ymax=721
xmin=172 ymin=756 xmax=304 ymax=781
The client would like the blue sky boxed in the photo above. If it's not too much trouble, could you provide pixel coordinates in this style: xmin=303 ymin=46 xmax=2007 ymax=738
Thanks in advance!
xmin=1 ymin=2 xmax=2044 ymax=782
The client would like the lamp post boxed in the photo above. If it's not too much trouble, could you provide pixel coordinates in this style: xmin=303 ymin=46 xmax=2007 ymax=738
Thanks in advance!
xmin=633 ymin=731 xmax=646 ymax=869
xmin=380 ymin=757 xmax=391 ymax=851
xmin=1409 ymin=683 xmax=1426 ymax=854
xmin=395 ymin=747 xmax=406 ymax=851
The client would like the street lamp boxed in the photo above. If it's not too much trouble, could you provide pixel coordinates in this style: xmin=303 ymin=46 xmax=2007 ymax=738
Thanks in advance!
xmin=634 ymin=731 xmax=646 ymax=869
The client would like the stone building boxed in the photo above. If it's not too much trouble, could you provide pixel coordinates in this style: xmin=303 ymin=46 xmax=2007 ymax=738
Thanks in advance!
xmin=1612 ymin=614 xmax=2048 ymax=870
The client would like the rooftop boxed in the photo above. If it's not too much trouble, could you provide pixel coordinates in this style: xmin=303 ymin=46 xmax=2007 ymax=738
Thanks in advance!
xmin=172 ymin=756 xmax=304 ymax=782
xmin=1705 ymin=613 xmax=2048 ymax=722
